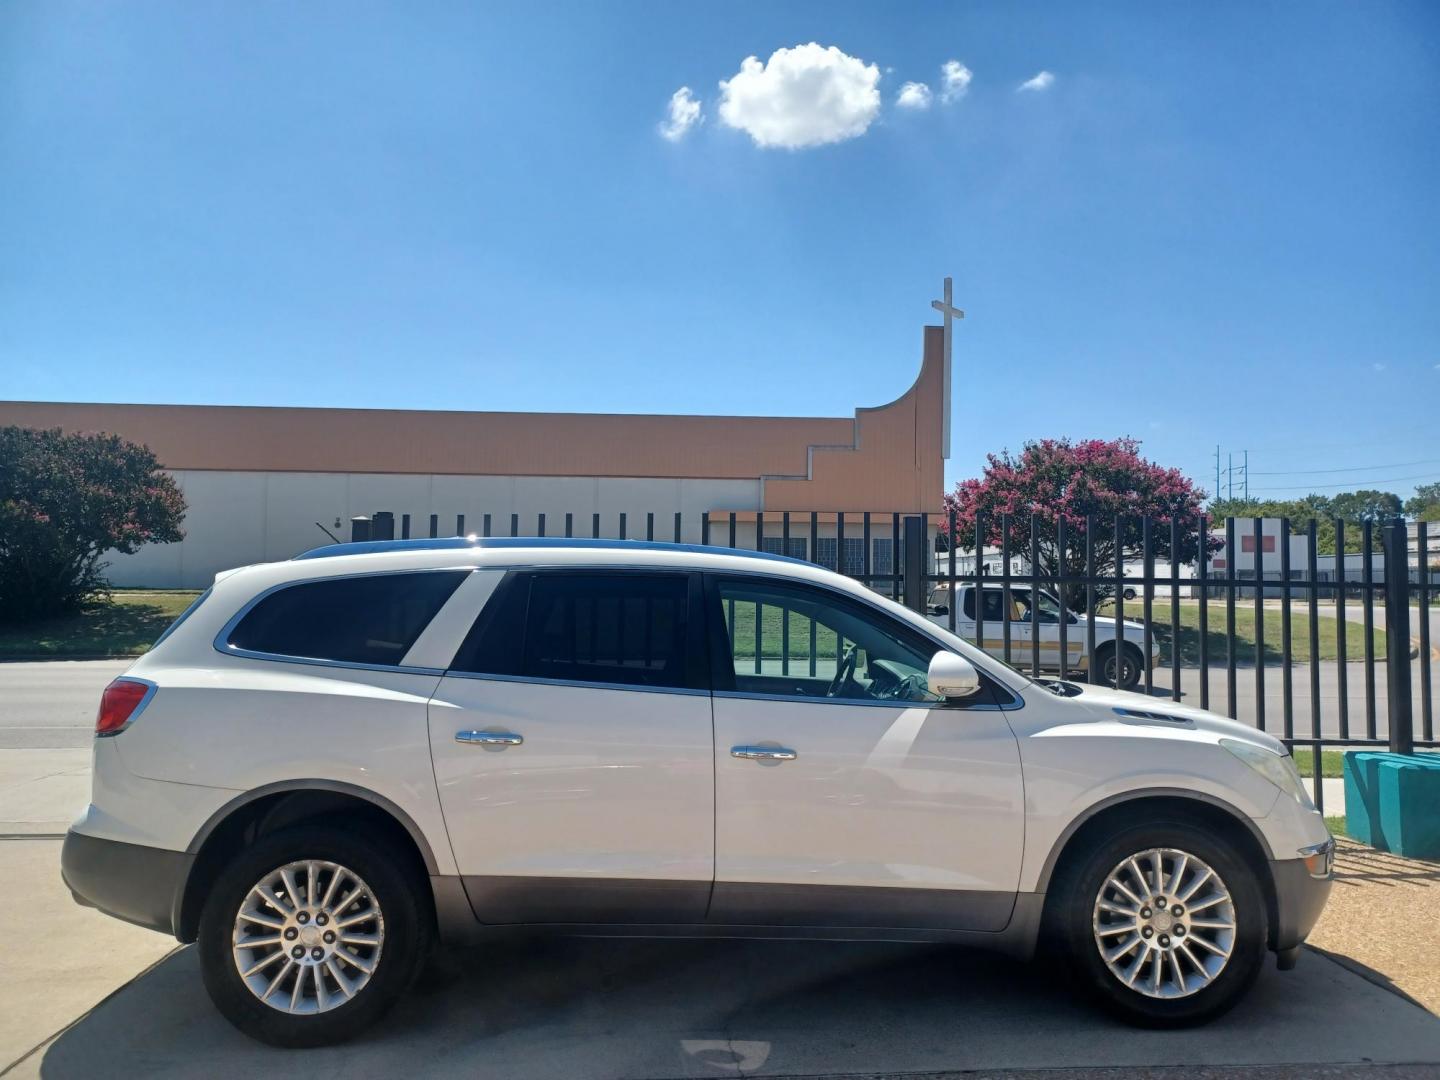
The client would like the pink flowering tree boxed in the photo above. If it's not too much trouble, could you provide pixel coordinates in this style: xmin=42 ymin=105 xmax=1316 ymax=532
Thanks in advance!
xmin=0 ymin=427 xmax=185 ymax=623
xmin=943 ymin=438 xmax=1213 ymax=612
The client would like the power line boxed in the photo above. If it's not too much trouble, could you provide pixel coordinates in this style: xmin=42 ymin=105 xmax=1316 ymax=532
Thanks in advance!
xmin=1249 ymin=456 xmax=1440 ymax=477
xmin=1248 ymin=471 xmax=1440 ymax=493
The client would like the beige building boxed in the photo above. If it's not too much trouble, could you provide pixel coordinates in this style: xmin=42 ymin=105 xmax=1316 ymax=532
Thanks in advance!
xmin=0 ymin=327 xmax=948 ymax=588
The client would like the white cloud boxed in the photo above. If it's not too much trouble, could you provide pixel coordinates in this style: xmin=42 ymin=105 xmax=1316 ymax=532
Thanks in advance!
xmin=896 ymin=81 xmax=932 ymax=109
xmin=658 ymin=87 xmax=703 ymax=141
xmin=939 ymin=60 xmax=972 ymax=103
xmin=717 ymin=43 xmax=881 ymax=149
xmin=1372 ymin=362 xmax=1388 ymax=372
xmin=1018 ymin=70 xmax=1055 ymax=92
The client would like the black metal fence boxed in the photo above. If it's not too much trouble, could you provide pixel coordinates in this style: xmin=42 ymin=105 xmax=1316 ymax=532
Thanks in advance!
xmin=348 ymin=508 xmax=1436 ymax=811
xmin=924 ymin=513 xmax=1435 ymax=814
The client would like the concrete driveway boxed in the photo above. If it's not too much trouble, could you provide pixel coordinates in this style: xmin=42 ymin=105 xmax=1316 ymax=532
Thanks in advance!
xmin=4 ymin=659 xmax=1440 ymax=1078
xmin=7 ymin=932 xmax=1440 ymax=1078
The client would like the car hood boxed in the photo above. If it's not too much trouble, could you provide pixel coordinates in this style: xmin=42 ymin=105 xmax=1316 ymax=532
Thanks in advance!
xmin=1052 ymin=680 xmax=1287 ymax=755
xmin=1072 ymin=613 xmax=1146 ymax=633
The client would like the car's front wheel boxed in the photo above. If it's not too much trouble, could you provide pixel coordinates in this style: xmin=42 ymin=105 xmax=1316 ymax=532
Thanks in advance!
xmin=1051 ymin=819 xmax=1267 ymax=1026
xmin=197 ymin=826 xmax=430 ymax=1047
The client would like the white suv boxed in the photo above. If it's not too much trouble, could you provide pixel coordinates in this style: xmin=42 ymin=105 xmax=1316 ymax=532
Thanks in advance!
xmin=62 ymin=538 xmax=1333 ymax=1047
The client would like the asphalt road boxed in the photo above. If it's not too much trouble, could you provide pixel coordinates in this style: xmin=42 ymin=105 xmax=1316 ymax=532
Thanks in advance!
xmin=0 ymin=659 xmax=130 ymax=749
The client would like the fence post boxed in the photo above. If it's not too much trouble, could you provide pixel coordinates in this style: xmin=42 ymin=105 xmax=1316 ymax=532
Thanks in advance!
xmin=902 ymin=514 xmax=927 ymax=613
xmin=1383 ymin=517 xmax=1414 ymax=755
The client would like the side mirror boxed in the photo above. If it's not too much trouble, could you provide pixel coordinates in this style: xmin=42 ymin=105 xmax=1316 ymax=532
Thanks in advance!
xmin=927 ymin=651 xmax=980 ymax=699
xmin=927 ymin=603 xmax=949 ymax=616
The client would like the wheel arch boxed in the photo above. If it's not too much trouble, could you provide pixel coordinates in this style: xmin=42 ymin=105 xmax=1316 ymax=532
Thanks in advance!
xmin=1035 ymin=789 xmax=1279 ymax=946
xmin=175 ymin=780 xmax=439 ymax=943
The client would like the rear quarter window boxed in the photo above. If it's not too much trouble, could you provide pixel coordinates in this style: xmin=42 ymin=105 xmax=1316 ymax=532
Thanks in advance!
xmin=224 ymin=571 xmax=466 ymax=667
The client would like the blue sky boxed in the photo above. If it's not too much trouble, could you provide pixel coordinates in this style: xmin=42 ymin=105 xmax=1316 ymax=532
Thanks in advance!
xmin=2 ymin=1 xmax=1437 ymax=499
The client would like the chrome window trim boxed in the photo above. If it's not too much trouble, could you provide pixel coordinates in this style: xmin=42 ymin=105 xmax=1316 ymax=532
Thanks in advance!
xmin=97 ymin=676 xmax=159 ymax=737
xmin=212 ymin=567 xmax=469 ymax=675
xmin=713 ymin=689 xmax=1013 ymax=712
xmin=441 ymin=669 xmax=710 ymax=699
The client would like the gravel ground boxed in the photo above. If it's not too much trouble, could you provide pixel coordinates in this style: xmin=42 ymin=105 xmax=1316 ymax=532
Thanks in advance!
xmin=1307 ymin=838 xmax=1440 ymax=1013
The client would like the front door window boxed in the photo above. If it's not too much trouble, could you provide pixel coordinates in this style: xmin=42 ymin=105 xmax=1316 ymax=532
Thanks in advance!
xmin=713 ymin=577 xmax=944 ymax=704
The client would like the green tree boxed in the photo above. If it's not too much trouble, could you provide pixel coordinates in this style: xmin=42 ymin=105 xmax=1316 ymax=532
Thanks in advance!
xmin=0 ymin=426 xmax=186 ymax=624
xmin=1405 ymin=481 xmax=1440 ymax=522
xmin=944 ymin=438 xmax=1213 ymax=611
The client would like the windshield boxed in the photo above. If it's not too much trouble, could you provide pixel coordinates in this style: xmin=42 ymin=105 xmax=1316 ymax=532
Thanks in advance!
xmin=1035 ymin=591 xmax=1065 ymax=623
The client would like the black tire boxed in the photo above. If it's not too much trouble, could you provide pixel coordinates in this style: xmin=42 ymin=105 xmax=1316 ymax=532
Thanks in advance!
xmin=1048 ymin=818 xmax=1267 ymax=1027
xmin=1095 ymin=643 xmax=1143 ymax=691
xmin=197 ymin=825 xmax=431 ymax=1047
xmin=1122 ymin=587 xmax=1137 ymax=601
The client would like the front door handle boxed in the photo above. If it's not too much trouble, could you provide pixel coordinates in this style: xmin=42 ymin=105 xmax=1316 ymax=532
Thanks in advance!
xmin=731 ymin=744 xmax=797 ymax=762
xmin=456 ymin=730 xmax=523 ymax=747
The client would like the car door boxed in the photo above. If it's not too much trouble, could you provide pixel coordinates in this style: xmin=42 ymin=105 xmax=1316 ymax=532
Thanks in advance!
xmin=963 ymin=586 xmax=1032 ymax=667
xmin=1027 ymin=589 xmax=1083 ymax=673
xmin=706 ymin=574 xmax=1025 ymax=931
xmin=427 ymin=568 xmax=715 ymax=923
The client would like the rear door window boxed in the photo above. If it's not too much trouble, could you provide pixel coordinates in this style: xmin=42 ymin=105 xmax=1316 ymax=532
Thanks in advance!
xmin=449 ymin=571 xmax=702 ymax=690
xmin=224 ymin=571 xmax=466 ymax=666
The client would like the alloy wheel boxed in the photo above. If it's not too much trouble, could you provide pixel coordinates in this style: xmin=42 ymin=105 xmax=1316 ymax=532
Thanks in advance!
xmin=1091 ymin=847 xmax=1236 ymax=999
xmin=231 ymin=859 xmax=385 ymax=1014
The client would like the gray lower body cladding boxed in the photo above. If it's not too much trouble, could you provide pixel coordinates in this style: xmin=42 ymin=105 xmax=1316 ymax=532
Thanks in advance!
xmin=62 ymin=830 xmax=193 ymax=936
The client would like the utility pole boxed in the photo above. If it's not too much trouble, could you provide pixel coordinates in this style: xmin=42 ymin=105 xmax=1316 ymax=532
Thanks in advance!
xmin=1228 ymin=453 xmax=1233 ymax=501
xmin=1215 ymin=445 xmax=1221 ymax=502
xmin=1243 ymin=450 xmax=1249 ymax=502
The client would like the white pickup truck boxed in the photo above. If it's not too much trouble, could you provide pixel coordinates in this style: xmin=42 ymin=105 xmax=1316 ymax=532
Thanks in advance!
xmin=927 ymin=583 xmax=1160 ymax=689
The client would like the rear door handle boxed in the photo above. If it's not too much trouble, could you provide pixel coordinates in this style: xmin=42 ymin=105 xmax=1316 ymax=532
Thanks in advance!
xmin=730 ymin=744 xmax=797 ymax=762
xmin=456 ymin=730 xmax=523 ymax=747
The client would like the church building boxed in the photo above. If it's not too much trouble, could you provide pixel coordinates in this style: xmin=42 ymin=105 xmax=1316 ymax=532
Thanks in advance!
xmin=0 ymin=323 xmax=949 ymax=589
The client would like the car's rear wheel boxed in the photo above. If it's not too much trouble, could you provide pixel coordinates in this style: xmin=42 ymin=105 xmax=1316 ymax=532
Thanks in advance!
xmin=1095 ymin=643 xmax=1143 ymax=690
xmin=1051 ymin=819 xmax=1267 ymax=1026
xmin=198 ymin=826 xmax=429 ymax=1047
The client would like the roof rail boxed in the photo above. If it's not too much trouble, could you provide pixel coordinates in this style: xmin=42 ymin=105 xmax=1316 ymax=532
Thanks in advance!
xmin=292 ymin=536 xmax=808 ymax=565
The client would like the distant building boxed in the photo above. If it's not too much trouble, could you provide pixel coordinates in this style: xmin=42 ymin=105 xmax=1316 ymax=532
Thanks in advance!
xmin=0 ymin=328 xmax=948 ymax=588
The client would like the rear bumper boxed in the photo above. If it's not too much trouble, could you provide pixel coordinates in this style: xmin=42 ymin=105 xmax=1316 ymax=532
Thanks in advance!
xmin=1270 ymin=846 xmax=1334 ymax=952
xmin=61 ymin=830 xmax=192 ymax=938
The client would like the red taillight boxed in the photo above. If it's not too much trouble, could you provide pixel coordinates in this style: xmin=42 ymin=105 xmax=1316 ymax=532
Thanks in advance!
xmin=96 ymin=679 xmax=152 ymax=736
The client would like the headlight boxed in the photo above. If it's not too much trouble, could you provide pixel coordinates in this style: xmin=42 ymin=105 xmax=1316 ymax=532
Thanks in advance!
xmin=1219 ymin=738 xmax=1315 ymax=810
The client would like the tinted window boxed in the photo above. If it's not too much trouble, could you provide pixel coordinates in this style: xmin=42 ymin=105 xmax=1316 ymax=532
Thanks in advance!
xmin=451 ymin=572 xmax=692 ymax=690
xmin=963 ymin=588 xmax=1009 ymax=622
xmin=226 ymin=571 xmax=465 ymax=666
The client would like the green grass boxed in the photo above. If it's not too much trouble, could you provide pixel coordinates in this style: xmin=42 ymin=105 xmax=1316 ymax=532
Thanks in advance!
xmin=727 ymin=600 xmax=842 ymax=661
xmin=1293 ymin=749 xmax=1346 ymax=779
xmin=1099 ymin=600 xmax=1386 ymax=665
xmin=1325 ymin=815 xmax=1347 ymax=839
xmin=0 ymin=590 xmax=202 ymax=658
